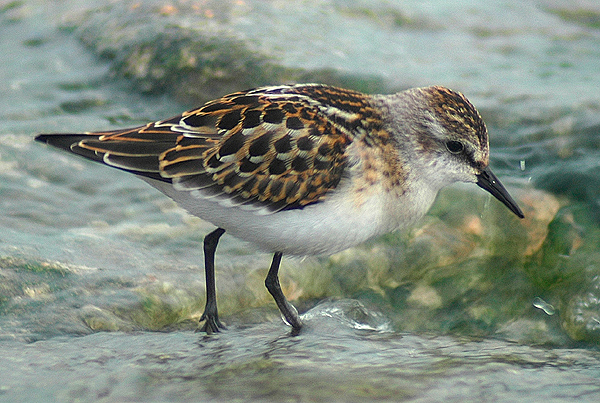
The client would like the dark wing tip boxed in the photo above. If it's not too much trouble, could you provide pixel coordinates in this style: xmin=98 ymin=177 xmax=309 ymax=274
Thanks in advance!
xmin=35 ymin=133 xmax=91 ymax=152
xmin=35 ymin=133 xmax=110 ymax=167
xmin=35 ymin=132 xmax=171 ymax=182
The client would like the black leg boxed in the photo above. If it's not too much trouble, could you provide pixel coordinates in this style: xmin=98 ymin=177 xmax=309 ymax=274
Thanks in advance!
xmin=264 ymin=252 xmax=302 ymax=332
xmin=198 ymin=227 xmax=226 ymax=334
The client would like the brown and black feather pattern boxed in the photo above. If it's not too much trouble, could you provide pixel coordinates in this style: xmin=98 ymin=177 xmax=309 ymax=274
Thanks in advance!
xmin=35 ymin=84 xmax=386 ymax=213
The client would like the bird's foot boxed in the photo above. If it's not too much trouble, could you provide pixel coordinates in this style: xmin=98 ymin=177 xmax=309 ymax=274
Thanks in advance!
xmin=197 ymin=311 xmax=226 ymax=334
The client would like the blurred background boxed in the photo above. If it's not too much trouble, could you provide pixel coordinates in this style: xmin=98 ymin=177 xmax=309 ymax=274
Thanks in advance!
xmin=1 ymin=0 xmax=600 ymax=401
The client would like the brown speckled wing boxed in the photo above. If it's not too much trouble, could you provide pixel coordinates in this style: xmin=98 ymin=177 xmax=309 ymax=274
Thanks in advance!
xmin=160 ymin=87 xmax=353 ymax=212
xmin=38 ymin=85 xmax=367 ymax=213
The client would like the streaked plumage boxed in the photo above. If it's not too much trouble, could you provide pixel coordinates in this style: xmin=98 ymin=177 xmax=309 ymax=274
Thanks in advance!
xmin=36 ymin=84 xmax=524 ymax=333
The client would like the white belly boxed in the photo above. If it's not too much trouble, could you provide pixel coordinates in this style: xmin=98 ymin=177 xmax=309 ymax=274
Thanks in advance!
xmin=142 ymin=177 xmax=435 ymax=256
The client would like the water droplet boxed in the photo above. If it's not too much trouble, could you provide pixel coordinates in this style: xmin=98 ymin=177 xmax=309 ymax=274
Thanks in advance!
xmin=533 ymin=297 xmax=555 ymax=316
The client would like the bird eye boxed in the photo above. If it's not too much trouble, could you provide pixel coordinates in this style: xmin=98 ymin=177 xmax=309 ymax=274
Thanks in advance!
xmin=446 ymin=140 xmax=464 ymax=154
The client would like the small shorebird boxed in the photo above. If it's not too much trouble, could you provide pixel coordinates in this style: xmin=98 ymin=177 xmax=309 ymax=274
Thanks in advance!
xmin=36 ymin=84 xmax=524 ymax=333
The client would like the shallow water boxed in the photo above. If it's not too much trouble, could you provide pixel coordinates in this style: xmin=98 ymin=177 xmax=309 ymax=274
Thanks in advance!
xmin=2 ymin=0 xmax=600 ymax=401
xmin=3 ymin=305 xmax=600 ymax=403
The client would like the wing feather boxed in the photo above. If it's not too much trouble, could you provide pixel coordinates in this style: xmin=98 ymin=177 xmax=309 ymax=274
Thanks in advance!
xmin=36 ymin=85 xmax=366 ymax=212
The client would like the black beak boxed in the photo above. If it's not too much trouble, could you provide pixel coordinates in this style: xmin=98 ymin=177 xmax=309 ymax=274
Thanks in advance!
xmin=476 ymin=166 xmax=524 ymax=218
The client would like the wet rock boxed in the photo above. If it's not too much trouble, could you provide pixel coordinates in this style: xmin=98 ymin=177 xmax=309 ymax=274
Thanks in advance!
xmin=81 ymin=304 xmax=136 ymax=332
xmin=61 ymin=0 xmax=386 ymax=104
xmin=291 ymin=186 xmax=575 ymax=342
xmin=562 ymin=275 xmax=600 ymax=343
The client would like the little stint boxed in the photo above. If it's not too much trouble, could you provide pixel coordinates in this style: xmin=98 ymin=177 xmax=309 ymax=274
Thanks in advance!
xmin=36 ymin=84 xmax=524 ymax=333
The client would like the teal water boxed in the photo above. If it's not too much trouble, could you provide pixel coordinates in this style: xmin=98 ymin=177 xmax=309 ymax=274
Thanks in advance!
xmin=1 ymin=0 xmax=600 ymax=401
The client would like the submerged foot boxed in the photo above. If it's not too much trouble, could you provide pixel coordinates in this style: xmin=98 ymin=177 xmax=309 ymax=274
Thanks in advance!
xmin=280 ymin=301 xmax=302 ymax=333
xmin=198 ymin=311 xmax=226 ymax=334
